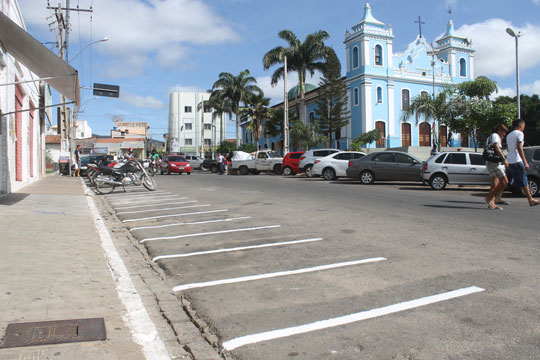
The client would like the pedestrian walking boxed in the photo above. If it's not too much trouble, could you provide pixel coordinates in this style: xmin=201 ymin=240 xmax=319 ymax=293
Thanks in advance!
xmin=217 ymin=153 xmax=224 ymax=175
xmin=505 ymin=119 xmax=540 ymax=207
xmin=73 ymin=144 xmax=81 ymax=177
xmin=484 ymin=124 xmax=509 ymax=210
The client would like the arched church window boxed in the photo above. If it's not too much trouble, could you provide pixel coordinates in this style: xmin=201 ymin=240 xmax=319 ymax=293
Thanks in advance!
xmin=309 ymin=112 xmax=316 ymax=124
xmin=352 ymin=47 xmax=359 ymax=68
xmin=420 ymin=90 xmax=429 ymax=98
xmin=354 ymin=88 xmax=359 ymax=106
xmin=401 ymin=89 xmax=410 ymax=110
xmin=376 ymin=87 xmax=383 ymax=104
xmin=375 ymin=45 xmax=383 ymax=66
xmin=459 ymin=58 xmax=467 ymax=77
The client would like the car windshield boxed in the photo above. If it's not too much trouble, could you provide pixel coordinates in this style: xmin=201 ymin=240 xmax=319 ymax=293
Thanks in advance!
xmin=168 ymin=156 xmax=186 ymax=162
xmin=266 ymin=151 xmax=281 ymax=158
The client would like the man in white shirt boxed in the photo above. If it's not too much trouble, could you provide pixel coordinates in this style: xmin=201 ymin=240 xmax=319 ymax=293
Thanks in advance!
xmin=506 ymin=119 xmax=540 ymax=206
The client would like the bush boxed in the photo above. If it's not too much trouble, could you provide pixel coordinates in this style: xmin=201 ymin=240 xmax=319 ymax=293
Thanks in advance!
xmin=238 ymin=143 xmax=257 ymax=153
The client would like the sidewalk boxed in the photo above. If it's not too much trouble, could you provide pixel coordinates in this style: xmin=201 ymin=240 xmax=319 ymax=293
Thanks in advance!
xmin=0 ymin=175 xmax=158 ymax=359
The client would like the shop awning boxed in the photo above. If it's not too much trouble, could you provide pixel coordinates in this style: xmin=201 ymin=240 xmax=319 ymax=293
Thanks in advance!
xmin=0 ymin=11 xmax=80 ymax=107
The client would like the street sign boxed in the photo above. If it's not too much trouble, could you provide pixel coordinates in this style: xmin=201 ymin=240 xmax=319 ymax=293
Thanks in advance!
xmin=93 ymin=83 xmax=120 ymax=98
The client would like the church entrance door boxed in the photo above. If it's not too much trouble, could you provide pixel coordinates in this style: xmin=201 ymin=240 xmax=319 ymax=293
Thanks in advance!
xmin=375 ymin=121 xmax=385 ymax=148
xmin=401 ymin=123 xmax=411 ymax=146
xmin=419 ymin=122 xmax=431 ymax=147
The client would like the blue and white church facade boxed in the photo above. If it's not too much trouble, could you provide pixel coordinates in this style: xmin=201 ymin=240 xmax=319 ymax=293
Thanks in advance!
xmin=244 ymin=3 xmax=475 ymax=151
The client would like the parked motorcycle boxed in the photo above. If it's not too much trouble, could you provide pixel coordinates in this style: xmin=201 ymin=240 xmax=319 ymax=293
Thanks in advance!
xmin=93 ymin=159 xmax=156 ymax=194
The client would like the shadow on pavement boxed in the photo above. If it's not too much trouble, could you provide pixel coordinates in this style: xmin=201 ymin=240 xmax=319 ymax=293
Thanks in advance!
xmin=0 ymin=193 xmax=30 ymax=206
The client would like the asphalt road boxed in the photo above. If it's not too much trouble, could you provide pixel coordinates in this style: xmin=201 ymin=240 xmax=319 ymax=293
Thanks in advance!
xmin=101 ymin=171 xmax=540 ymax=360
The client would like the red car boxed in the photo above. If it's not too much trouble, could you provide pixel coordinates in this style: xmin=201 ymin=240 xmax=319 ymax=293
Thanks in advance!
xmin=281 ymin=151 xmax=305 ymax=176
xmin=160 ymin=155 xmax=192 ymax=175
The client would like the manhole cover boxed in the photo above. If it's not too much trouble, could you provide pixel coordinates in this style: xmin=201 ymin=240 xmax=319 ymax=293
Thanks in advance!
xmin=0 ymin=318 xmax=106 ymax=348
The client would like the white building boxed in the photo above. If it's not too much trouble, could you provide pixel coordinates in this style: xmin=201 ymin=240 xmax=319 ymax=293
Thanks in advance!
xmin=168 ymin=92 xmax=221 ymax=156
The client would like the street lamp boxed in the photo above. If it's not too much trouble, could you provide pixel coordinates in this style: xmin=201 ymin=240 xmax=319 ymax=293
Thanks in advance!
xmin=69 ymin=37 xmax=109 ymax=63
xmin=506 ymin=27 xmax=524 ymax=119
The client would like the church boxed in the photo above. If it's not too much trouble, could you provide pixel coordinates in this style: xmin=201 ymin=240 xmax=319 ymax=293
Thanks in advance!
xmin=243 ymin=3 xmax=475 ymax=151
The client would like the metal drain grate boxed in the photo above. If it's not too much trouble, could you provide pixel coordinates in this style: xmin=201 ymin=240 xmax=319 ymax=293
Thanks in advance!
xmin=0 ymin=318 xmax=106 ymax=348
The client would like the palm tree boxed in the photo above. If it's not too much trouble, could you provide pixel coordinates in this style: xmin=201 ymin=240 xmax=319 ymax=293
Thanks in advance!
xmin=240 ymin=93 xmax=272 ymax=144
xmin=290 ymin=120 xmax=327 ymax=151
xmin=263 ymin=29 xmax=331 ymax=124
xmin=400 ymin=91 xmax=451 ymax=150
xmin=207 ymin=91 xmax=233 ymax=144
xmin=211 ymin=70 xmax=262 ymax=148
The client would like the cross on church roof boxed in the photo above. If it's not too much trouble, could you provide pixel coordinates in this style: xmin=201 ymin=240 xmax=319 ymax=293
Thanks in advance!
xmin=415 ymin=16 xmax=425 ymax=38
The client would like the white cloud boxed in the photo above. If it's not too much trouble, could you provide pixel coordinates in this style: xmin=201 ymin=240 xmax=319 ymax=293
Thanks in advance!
xmin=457 ymin=19 xmax=540 ymax=78
xmin=169 ymin=85 xmax=208 ymax=93
xmin=533 ymin=0 xmax=540 ymax=5
xmin=121 ymin=93 xmax=165 ymax=109
xmin=20 ymin=0 xmax=239 ymax=76
xmin=256 ymin=72 xmax=323 ymax=104
xmin=523 ymin=80 xmax=540 ymax=94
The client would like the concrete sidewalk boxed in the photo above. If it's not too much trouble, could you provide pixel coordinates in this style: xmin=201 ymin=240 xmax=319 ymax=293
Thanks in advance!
xmin=0 ymin=175 xmax=167 ymax=359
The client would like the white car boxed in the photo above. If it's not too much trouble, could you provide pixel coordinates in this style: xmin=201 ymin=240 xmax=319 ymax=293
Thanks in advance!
xmin=312 ymin=151 xmax=367 ymax=180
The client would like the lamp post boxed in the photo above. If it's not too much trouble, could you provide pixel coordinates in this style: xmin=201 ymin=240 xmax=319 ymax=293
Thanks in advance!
xmin=506 ymin=27 xmax=524 ymax=119
xmin=69 ymin=37 xmax=109 ymax=63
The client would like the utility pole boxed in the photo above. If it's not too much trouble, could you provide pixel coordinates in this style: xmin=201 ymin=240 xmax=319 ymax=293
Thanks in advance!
xmin=283 ymin=55 xmax=289 ymax=155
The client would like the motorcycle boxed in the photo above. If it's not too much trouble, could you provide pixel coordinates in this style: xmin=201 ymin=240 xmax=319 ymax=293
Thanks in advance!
xmin=147 ymin=158 xmax=160 ymax=177
xmin=93 ymin=159 xmax=157 ymax=194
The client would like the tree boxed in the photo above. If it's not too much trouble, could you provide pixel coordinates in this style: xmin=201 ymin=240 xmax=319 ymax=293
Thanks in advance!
xmin=238 ymin=143 xmax=257 ymax=153
xmin=263 ymin=107 xmax=298 ymax=150
xmin=217 ymin=141 xmax=235 ymax=155
xmin=314 ymin=49 xmax=350 ymax=148
xmin=240 ymin=93 xmax=272 ymax=144
xmin=495 ymin=94 xmax=540 ymax=146
xmin=211 ymin=70 xmax=262 ymax=148
xmin=207 ymin=90 xmax=233 ymax=144
xmin=263 ymin=29 xmax=331 ymax=124
xmin=350 ymin=129 xmax=381 ymax=153
xmin=290 ymin=120 xmax=327 ymax=151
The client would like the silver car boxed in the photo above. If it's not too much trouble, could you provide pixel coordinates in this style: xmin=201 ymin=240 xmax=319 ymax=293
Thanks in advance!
xmin=185 ymin=155 xmax=204 ymax=170
xmin=346 ymin=151 xmax=423 ymax=184
xmin=422 ymin=151 xmax=490 ymax=190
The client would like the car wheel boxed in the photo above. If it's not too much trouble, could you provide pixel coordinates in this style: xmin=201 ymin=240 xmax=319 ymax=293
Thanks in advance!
xmin=282 ymin=166 xmax=292 ymax=176
xmin=273 ymin=164 xmax=282 ymax=175
xmin=359 ymin=170 xmax=375 ymax=184
xmin=167 ymin=167 xmax=171 ymax=175
xmin=210 ymin=164 xmax=218 ymax=173
xmin=187 ymin=172 xmax=191 ymax=175
xmin=322 ymin=168 xmax=336 ymax=181
xmin=304 ymin=165 xmax=314 ymax=178
xmin=528 ymin=178 xmax=539 ymax=197
xmin=430 ymin=173 xmax=447 ymax=190
xmin=240 ymin=166 xmax=249 ymax=175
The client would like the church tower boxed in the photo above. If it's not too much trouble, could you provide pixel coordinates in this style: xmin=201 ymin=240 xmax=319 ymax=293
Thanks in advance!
xmin=434 ymin=20 xmax=475 ymax=82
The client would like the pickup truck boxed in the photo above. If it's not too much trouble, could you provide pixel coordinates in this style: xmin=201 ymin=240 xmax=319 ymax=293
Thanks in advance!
xmin=231 ymin=150 xmax=283 ymax=175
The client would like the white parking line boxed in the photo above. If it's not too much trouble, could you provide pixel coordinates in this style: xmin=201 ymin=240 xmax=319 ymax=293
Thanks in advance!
xmin=106 ymin=191 xmax=169 ymax=199
xmin=153 ymin=238 xmax=323 ymax=261
xmin=116 ymin=202 xmax=200 ymax=215
xmin=222 ymin=286 xmax=485 ymax=351
xmin=110 ymin=195 xmax=183 ymax=205
xmin=141 ymin=225 xmax=282 ymax=243
xmin=130 ymin=217 xmax=251 ymax=231
xmin=122 ymin=209 xmax=228 ymax=223
xmin=114 ymin=200 xmax=191 ymax=210
xmin=173 ymin=257 xmax=386 ymax=292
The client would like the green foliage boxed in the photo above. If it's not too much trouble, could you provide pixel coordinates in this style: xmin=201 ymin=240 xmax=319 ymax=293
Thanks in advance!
xmin=351 ymin=129 xmax=381 ymax=152
xmin=314 ymin=49 xmax=350 ymax=148
xmin=264 ymin=107 xmax=298 ymax=141
xmin=495 ymin=94 xmax=540 ymax=146
xmin=457 ymin=76 xmax=498 ymax=99
xmin=290 ymin=120 xmax=327 ymax=151
xmin=240 ymin=93 xmax=272 ymax=143
xmin=238 ymin=143 xmax=257 ymax=153
xmin=217 ymin=141 xmax=235 ymax=154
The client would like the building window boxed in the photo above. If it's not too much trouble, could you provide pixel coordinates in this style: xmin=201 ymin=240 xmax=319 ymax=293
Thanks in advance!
xmin=352 ymin=46 xmax=359 ymax=68
xmin=184 ymin=106 xmax=192 ymax=113
xmin=376 ymin=87 xmax=383 ymax=104
xmin=420 ymin=90 xmax=429 ymax=98
xmin=185 ymin=138 xmax=193 ymax=145
xmin=204 ymin=124 xmax=212 ymax=130
xmin=204 ymin=105 xmax=211 ymax=113
xmin=374 ymin=45 xmax=383 ymax=66
xmin=354 ymin=88 xmax=359 ymax=106
xmin=185 ymin=123 xmax=192 ymax=130
xmin=401 ymin=89 xmax=410 ymax=110
xmin=459 ymin=58 xmax=467 ymax=77
xmin=309 ymin=112 xmax=316 ymax=124
xmin=204 ymin=139 xmax=212 ymax=146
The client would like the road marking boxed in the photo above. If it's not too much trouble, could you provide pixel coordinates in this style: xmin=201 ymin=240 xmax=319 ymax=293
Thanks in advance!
xmin=141 ymin=225 xmax=282 ymax=243
xmin=116 ymin=202 xmax=200 ymax=215
xmin=222 ymin=286 xmax=485 ymax=351
xmin=122 ymin=209 xmax=228 ymax=223
xmin=109 ymin=195 xmax=182 ymax=205
xmin=153 ymin=238 xmax=323 ymax=261
xmin=106 ymin=191 xmax=169 ymax=198
xmin=173 ymin=257 xmax=386 ymax=292
xmin=83 ymin=182 xmax=172 ymax=359
xmin=114 ymin=200 xmax=190 ymax=210
xmin=130 ymin=217 xmax=251 ymax=231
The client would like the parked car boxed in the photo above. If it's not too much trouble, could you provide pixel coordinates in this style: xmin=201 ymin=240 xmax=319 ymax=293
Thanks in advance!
xmin=185 ymin=155 xmax=204 ymax=170
xmin=298 ymin=149 xmax=340 ymax=178
xmin=160 ymin=155 xmax=191 ymax=175
xmin=201 ymin=159 xmax=219 ymax=173
xmin=281 ymin=151 xmax=304 ymax=176
xmin=422 ymin=151 xmax=490 ymax=190
xmin=79 ymin=155 xmax=113 ymax=176
xmin=231 ymin=150 xmax=283 ymax=175
xmin=346 ymin=151 xmax=423 ymax=184
xmin=312 ymin=151 xmax=366 ymax=180
xmin=507 ymin=146 xmax=540 ymax=197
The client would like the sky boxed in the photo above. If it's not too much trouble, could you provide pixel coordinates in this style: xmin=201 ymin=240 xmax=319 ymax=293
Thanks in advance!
xmin=18 ymin=0 xmax=540 ymax=140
